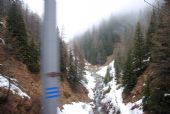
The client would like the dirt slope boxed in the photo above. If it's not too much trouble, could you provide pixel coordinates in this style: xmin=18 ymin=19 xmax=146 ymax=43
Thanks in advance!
xmin=0 ymin=17 xmax=89 ymax=113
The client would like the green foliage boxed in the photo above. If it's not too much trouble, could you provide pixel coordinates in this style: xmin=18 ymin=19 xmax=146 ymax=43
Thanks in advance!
xmin=143 ymin=6 xmax=170 ymax=113
xmin=143 ymin=80 xmax=150 ymax=111
xmin=73 ymin=42 xmax=85 ymax=80
xmin=145 ymin=10 xmax=156 ymax=63
xmin=60 ymin=39 xmax=67 ymax=72
xmin=143 ymin=11 xmax=157 ymax=111
xmin=104 ymin=67 xmax=112 ymax=84
xmin=122 ymin=49 xmax=136 ymax=94
xmin=143 ymin=77 xmax=170 ymax=114
xmin=115 ymin=57 xmax=122 ymax=81
xmin=67 ymin=50 xmax=78 ymax=88
xmin=7 ymin=2 xmax=27 ymax=45
xmin=57 ymin=29 xmax=68 ymax=81
xmin=67 ymin=42 xmax=85 ymax=89
xmin=133 ymin=22 xmax=146 ymax=76
xmin=123 ymin=22 xmax=147 ymax=94
xmin=7 ymin=1 xmax=39 ymax=73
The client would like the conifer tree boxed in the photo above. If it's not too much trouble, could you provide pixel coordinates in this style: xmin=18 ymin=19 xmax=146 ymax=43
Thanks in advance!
xmin=133 ymin=22 xmax=146 ymax=76
xmin=143 ymin=2 xmax=170 ymax=112
xmin=143 ymin=12 xmax=157 ymax=110
xmin=123 ymin=22 xmax=147 ymax=93
xmin=7 ymin=1 xmax=39 ymax=73
xmin=67 ymin=50 xmax=78 ymax=88
xmin=7 ymin=1 xmax=27 ymax=47
xmin=115 ymin=53 xmax=122 ymax=81
xmin=60 ymin=39 xmax=67 ymax=72
xmin=76 ymin=52 xmax=85 ymax=80
xmin=145 ymin=10 xmax=156 ymax=63
xmin=143 ymin=79 xmax=150 ymax=111
xmin=104 ymin=67 xmax=112 ymax=84
xmin=73 ymin=42 xmax=85 ymax=79
xmin=122 ymin=49 xmax=135 ymax=93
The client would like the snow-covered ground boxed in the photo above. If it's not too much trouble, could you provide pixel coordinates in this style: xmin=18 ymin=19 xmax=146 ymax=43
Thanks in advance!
xmin=81 ymin=70 xmax=96 ymax=99
xmin=100 ymin=61 xmax=143 ymax=114
xmin=96 ymin=65 xmax=108 ymax=77
xmin=59 ymin=60 xmax=143 ymax=114
xmin=0 ymin=74 xmax=30 ymax=99
xmin=58 ymin=102 xmax=94 ymax=114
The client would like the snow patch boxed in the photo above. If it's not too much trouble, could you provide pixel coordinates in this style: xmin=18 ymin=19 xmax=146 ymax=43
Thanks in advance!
xmin=99 ymin=60 xmax=143 ymax=114
xmin=59 ymin=102 xmax=94 ymax=114
xmin=60 ymin=59 xmax=143 ymax=114
xmin=81 ymin=71 xmax=96 ymax=99
xmin=0 ymin=74 xmax=30 ymax=99
xmin=0 ymin=21 xmax=5 ymax=27
xmin=143 ymin=57 xmax=150 ymax=62
xmin=164 ymin=93 xmax=170 ymax=97
xmin=96 ymin=65 xmax=108 ymax=77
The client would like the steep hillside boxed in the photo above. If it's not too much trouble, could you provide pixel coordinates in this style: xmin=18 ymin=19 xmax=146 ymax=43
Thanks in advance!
xmin=142 ymin=1 xmax=170 ymax=113
xmin=0 ymin=19 xmax=90 ymax=114
xmin=0 ymin=15 xmax=41 ymax=113
xmin=0 ymin=53 xmax=40 ymax=113
xmin=0 ymin=1 xmax=90 ymax=113
xmin=121 ymin=1 xmax=170 ymax=114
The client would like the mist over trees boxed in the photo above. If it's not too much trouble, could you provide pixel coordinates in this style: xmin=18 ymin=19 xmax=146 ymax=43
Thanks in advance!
xmin=66 ymin=41 xmax=86 ymax=89
xmin=55 ymin=27 xmax=85 ymax=90
xmin=73 ymin=9 xmax=151 ymax=65
xmin=74 ymin=26 xmax=120 ymax=65
xmin=72 ymin=1 xmax=170 ymax=113
xmin=1 ymin=0 xmax=170 ymax=113
xmin=119 ymin=1 xmax=170 ymax=113
xmin=0 ymin=0 xmax=85 ymax=91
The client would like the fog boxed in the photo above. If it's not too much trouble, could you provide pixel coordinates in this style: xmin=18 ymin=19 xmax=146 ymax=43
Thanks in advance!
xmin=23 ymin=0 xmax=156 ymax=41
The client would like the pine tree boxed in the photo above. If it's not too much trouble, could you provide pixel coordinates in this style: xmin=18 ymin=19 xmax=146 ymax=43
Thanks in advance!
xmin=145 ymin=10 xmax=156 ymax=63
xmin=143 ymin=79 xmax=150 ymax=111
xmin=122 ymin=49 xmax=135 ymax=93
xmin=115 ymin=53 xmax=122 ymax=81
xmin=60 ymin=39 xmax=67 ymax=72
xmin=59 ymin=38 xmax=68 ymax=81
xmin=133 ymin=22 xmax=146 ymax=76
xmin=143 ymin=1 xmax=170 ymax=113
xmin=123 ymin=22 xmax=147 ymax=94
xmin=104 ymin=67 xmax=112 ymax=84
xmin=143 ymin=12 xmax=157 ymax=110
xmin=73 ymin=41 xmax=86 ymax=80
xmin=67 ymin=50 xmax=78 ymax=88
xmin=7 ymin=1 xmax=39 ymax=73
xmin=147 ymin=77 xmax=170 ymax=114
xmin=7 ymin=1 xmax=27 ymax=47
xmin=77 ymin=52 xmax=85 ymax=80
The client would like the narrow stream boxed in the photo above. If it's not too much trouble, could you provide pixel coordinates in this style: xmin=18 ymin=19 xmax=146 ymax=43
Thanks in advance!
xmin=87 ymin=61 xmax=143 ymax=114
xmin=91 ymin=72 xmax=106 ymax=114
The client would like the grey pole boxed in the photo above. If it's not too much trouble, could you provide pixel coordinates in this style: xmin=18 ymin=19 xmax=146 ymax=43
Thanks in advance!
xmin=41 ymin=0 xmax=60 ymax=114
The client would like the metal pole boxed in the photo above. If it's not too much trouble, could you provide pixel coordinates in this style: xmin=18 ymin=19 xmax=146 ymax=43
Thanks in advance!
xmin=41 ymin=0 xmax=60 ymax=114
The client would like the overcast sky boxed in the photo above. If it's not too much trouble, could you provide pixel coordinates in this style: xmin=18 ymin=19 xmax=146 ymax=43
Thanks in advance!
xmin=23 ymin=0 xmax=154 ymax=41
